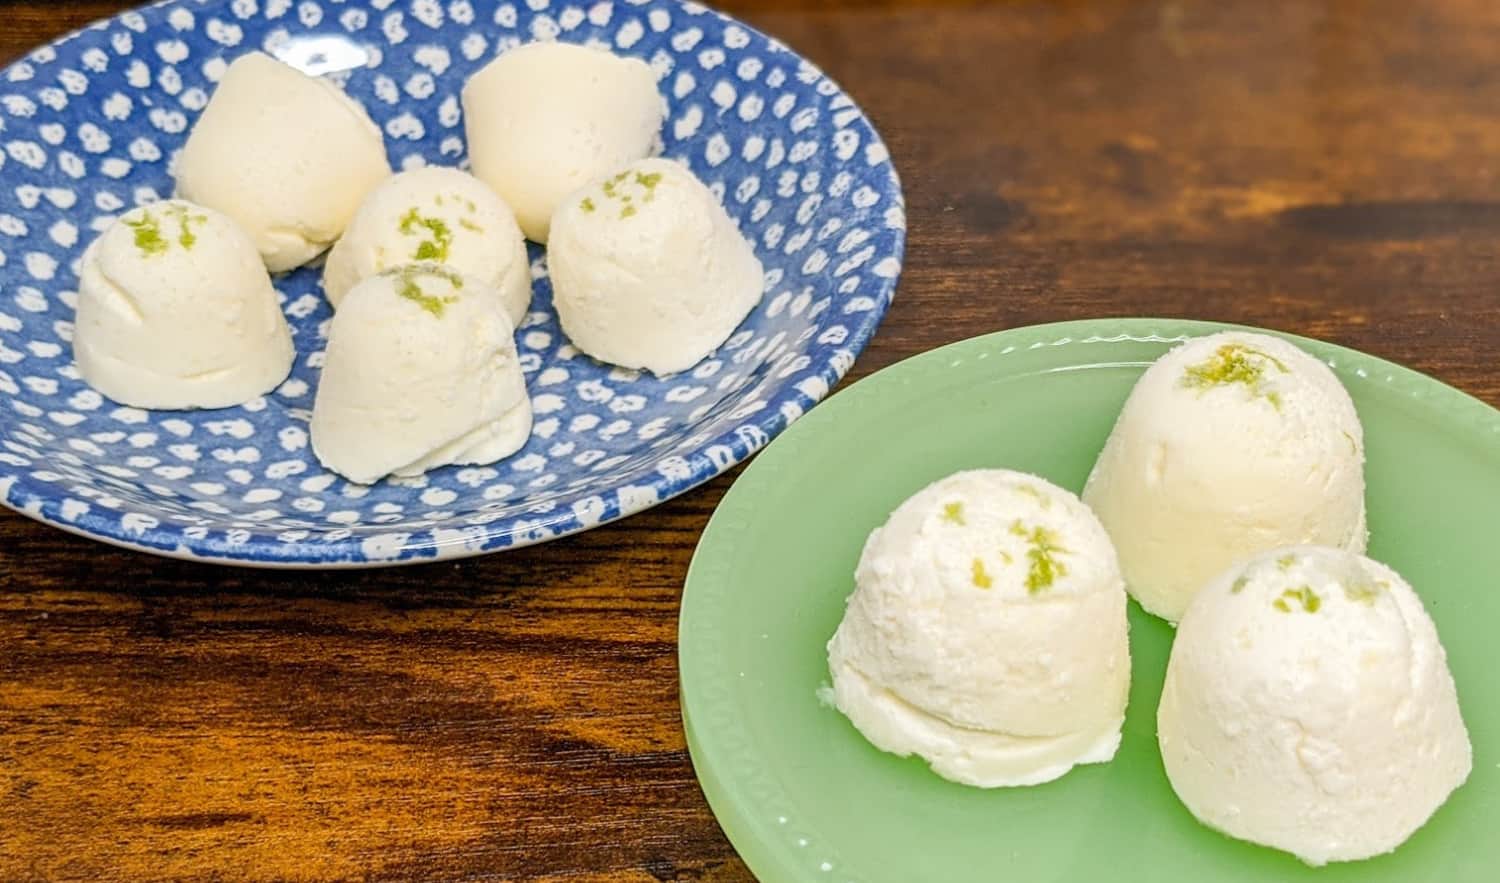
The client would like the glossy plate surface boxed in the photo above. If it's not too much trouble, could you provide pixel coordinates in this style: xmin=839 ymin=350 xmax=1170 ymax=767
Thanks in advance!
xmin=0 ymin=0 xmax=903 ymax=565
xmin=680 ymin=318 xmax=1497 ymax=883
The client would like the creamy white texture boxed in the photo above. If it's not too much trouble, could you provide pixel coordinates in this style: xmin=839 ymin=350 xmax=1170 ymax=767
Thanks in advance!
xmin=1158 ymin=546 xmax=1471 ymax=865
xmin=462 ymin=41 xmax=664 ymax=243
xmin=828 ymin=470 xmax=1131 ymax=787
xmin=175 ymin=51 xmax=391 ymax=272
xmin=322 ymin=167 xmax=532 ymax=325
xmin=1083 ymin=331 xmax=1367 ymax=623
xmin=548 ymin=158 xmax=763 ymax=376
xmin=73 ymin=200 xmax=294 ymax=410
xmin=310 ymin=266 xmax=533 ymax=484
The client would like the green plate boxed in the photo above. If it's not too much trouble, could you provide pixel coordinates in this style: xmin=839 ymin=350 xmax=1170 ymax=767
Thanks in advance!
xmin=679 ymin=318 xmax=1499 ymax=883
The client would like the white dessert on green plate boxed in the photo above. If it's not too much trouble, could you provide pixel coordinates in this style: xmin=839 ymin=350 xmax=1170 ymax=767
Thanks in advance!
xmin=462 ymin=41 xmax=664 ymax=243
xmin=827 ymin=469 xmax=1131 ymax=788
xmin=548 ymin=158 xmax=763 ymax=376
xmin=1084 ymin=331 xmax=1367 ymax=622
xmin=73 ymin=200 xmax=294 ymax=410
xmin=323 ymin=166 xmax=532 ymax=325
xmin=176 ymin=51 xmax=391 ymax=272
xmin=311 ymin=265 xmax=532 ymax=484
xmin=1158 ymin=546 xmax=1471 ymax=865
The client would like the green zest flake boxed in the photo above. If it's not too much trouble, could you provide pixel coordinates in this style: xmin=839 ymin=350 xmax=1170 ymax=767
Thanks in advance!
xmin=126 ymin=212 xmax=168 ymax=256
xmin=173 ymin=205 xmax=207 ymax=250
xmin=1278 ymin=554 xmax=1297 ymax=571
xmin=1181 ymin=343 xmax=1290 ymax=408
xmin=1231 ymin=575 xmax=1249 ymax=594
xmin=1010 ymin=521 xmax=1069 ymax=594
xmin=635 ymin=170 xmax=663 ymax=201
xmin=126 ymin=204 xmax=207 ymax=256
xmin=580 ymin=197 xmax=597 ymax=214
xmin=999 ymin=550 xmax=1014 ymax=565
xmin=459 ymin=218 xmax=484 ymax=234
xmin=1272 ymin=585 xmax=1322 ymax=614
xmin=1344 ymin=581 xmax=1381 ymax=605
xmin=941 ymin=502 xmax=966 ymax=525
xmin=971 ymin=558 xmax=994 ymax=590
xmin=597 ymin=170 xmax=656 ymax=218
xmin=399 ymin=207 xmax=454 ymax=263
xmin=385 ymin=265 xmax=463 ymax=318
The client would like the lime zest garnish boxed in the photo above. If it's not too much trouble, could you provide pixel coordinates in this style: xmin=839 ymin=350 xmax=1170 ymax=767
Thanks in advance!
xmin=1272 ymin=585 xmax=1322 ymax=614
xmin=125 ymin=204 xmax=206 ymax=256
xmin=1181 ymin=343 xmax=1290 ymax=409
xmin=384 ymin=265 xmax=464 ymax=317
xmin=399 ymin=207 xmax=454 ymax=263
xmin=1010 ymin=520 xmax=1068 ymax=594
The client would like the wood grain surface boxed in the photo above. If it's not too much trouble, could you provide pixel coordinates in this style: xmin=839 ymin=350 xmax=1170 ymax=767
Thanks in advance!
xmin=5 ymin=0 xmax=1500 ymax=879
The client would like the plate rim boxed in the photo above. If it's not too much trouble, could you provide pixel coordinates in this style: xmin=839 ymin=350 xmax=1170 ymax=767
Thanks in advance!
xmin=678 ymin=316 xmax=1500 ymax=882
xmin=0 ymin=0 xmax=908 ymax=569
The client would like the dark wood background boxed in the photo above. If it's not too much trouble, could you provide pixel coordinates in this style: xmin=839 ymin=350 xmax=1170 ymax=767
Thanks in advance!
xmin=4 ymin=0 xmax=1500 ymax=879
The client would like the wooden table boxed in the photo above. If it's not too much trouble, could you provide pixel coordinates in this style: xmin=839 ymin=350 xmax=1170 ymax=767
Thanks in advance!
xmin=4 ymin=0 xmax=1499 ymax=879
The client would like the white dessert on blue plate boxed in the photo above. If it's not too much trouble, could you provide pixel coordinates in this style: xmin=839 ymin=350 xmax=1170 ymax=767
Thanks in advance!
xmin=463 ymin=41 xmax=664 ymax=244
xmin=73 ymin=200 xmax=294 ymax=410
xmin=311 ymin=265 xmax=532 ymax=484
xmin=827 ymin=469 xmax=1131 ymax=788
xmin=548 ymin=158 xmax=763 ymax=376
xmin=322 ymin=166 xmax=532 ymax=325
xmin=1084 ymin=331 xmax=1367 ymax=623
xmin=1158 ymin=546 xmax=1471 ymax=865
xmin=176 ymin=51 xmax=391 ymax=272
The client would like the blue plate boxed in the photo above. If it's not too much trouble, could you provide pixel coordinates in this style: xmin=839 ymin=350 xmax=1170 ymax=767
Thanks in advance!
xmin=0 ymin=0 xmax=905 ymax=566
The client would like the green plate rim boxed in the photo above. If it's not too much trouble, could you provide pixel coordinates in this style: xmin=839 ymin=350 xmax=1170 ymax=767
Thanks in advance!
xmin=678 ymin=317 xmax=1500 ymax=882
